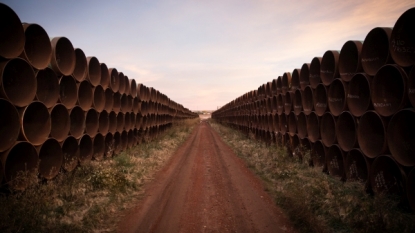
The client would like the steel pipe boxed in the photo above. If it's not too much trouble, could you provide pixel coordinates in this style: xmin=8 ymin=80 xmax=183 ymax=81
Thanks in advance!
xmin=79 ymin=134 xmax=93 ymax=164
xmin=300 ymin=63 xmax=310 ymax=90
xmin=0 ymin=99 xmax=20 ymax=152
xmin=345 ymin=149 xmax=370 ymax=182
xmin=0 ymin=58 xmax=36 ymax=107
xmin=387 ymin=108 xmax=415 ymax=167
xmin=284 ymin=91 xmax=294 ymax=115
xmin=276 ymin=76 xmax=282 ymax=95
xmin=291 ymin=68 xmax=301 ymax=91
xmin=35 ymin=68 xmax=59 ymax=108
xmin=49 ymin=37 xmax=75 ymax=76
xmin=309 ymin=57 xmax=322 ymax=89
xmin=19 ymin=101 xmax=51 ymax=146
xmin=338 ymin=40 xmax=363 ymax=82
xmin=277 ymin=94 xmax=284 ymax=115
xmin=320 ymin=112 xmax=336 ymax=147
xmin=282 ymin=72 xmax=292 ymax=94
xmin=108 ymin=111 xmax=117 ymax=134
xmin=100 ymin=63 xmax=110 ymax=89
xmin=313 ymin=84 xmax=328 ymax=116
xmin=116 ymin=112 xmax=125 ymax=132
xmin=311 ymin=140 xmax=326 ymax=169
xmin=121 ymin=94 xmax=129 ymax=113
xmin=0 ymin=3 xmax=25 ymax=59
xmin=293 ymin=89 xmax=302 ymax=115
xmin=109 ymin=68 xmax=119 ymax=92
xmin=49 ymin=104 xmax=70 ymax=142
xmin=62 ymin=136 xmax=79 ymax=172
xmin=69 ymin=106 xmax=85 ymax=139
xmin=77 ymin=80 xmax=93 ymax=111
xmin=326 ymin=144 xmax=345 ymax=180
xmin=288 ymin=111 xmax=297 ymax=136
xmin=336 ymin=111 xmax=358 ymax=152
xmin=279 ymin=114 xmax=287 ymax=134
xmin=86 ymin=57 xmax=101 ymax=87
xmin=127 ymin=129 xmax=134 ymax=149
xmin=118 ymin=72 xmax=126 ymax=95
xmin=371 ymin=64 xmax=408 ymax=117
xmin=347 ymin=73 xmax=372 ymax=117
xmin=302 ymin=86 xmax=314 ymax=115
xmin=104 ymin=88 xmax=114 ymax=112
xmin=390 ymin=7 xmax=415 ymax=67
xmin=85 ymin=108 xmax=99 ymax=138
xmin=113 ymin=92 xmax=121 ymax=113
xmin=361 ymin=27 xmax=393 ymax=76
xmin=73 ymin=48 xmax=87 ymax=82
xmin=130 ymin=79 xmax=137 ymax=98
xmin=98 ymin=110 xmax=109 ymax=134
xmin=297 ymin=112 xmax=307 ymax=139
xmin=104 ymin=132 xmax=114 ymax=157
xmin=357 ymin=111 xmax=388 ymax=158
xmin=124 ymin=112 xmax=132 ymax=131
xmin=124 ymin=75 xmax=131 ymax=96
xmin=20 ymin=23 xmax=52 ymax=70
xmin=328 ymin=78 xmax=348 ymax=116
xmin=0 ymin=141 xmax=38 ymax=190
xmin=59 ymin=75 xmax=78 ymax=109
xmin=320 ymin=50 xmax=340 ymax=86
xmin=93 ymin=133 xmax=105 ymax=161
xmin=92 ymin=85 xmax=105 ymax=112
xmin=37 ymin=138 xmax=62 ymax=180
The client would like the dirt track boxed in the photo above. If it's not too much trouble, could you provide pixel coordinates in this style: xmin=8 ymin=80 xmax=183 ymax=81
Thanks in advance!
xmin=119 ymin=121 xmax=295 ymax=233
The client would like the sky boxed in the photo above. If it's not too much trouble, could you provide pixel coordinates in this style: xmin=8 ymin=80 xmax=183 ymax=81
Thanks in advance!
xmin=2 ymin=0 xmax=414 ymax=111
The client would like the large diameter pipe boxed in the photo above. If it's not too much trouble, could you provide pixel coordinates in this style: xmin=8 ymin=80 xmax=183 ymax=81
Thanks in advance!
xmin=361 ymin=27 xmax=393 ymax=76
xmin=390 ymin=7 xmax=415 ymax=67
xmin=73 ymin=48 xmax=87 ymax=82
xmin=49 ymin=37 xmax=75 ymax=76
xmin=284 ymin=91 xmax=294 ymax=115
xmin=291 ymin=68 xmax=301 ymax=91
xmin=86 ymin=57 xmax=101 ymax=87
xmin=108 ymin=111 xmax=117 ymax=134
xmin=0 ymin=58 xmax=36 ymax=107
xmin=37 ymin=138 xmax=62 ymax=180
xmin=104 ymin=88 xmax=114 ymax=112
xmin=118 ymin=72 xmax=126 ymax=95
xmin=302 ymin=86 xmax=314 ymax=115
xmin=326 ymin=144 xmax=345 ymax=180
xmin=287 ymin=111 xmax=297 ymax=136
xmin=276 ymin=76 xmax=282 ymax=95
xmin=109 ymin=68 xmax=119 ymax=92
xmin=320 ymin=50 xmax=340 ymax=86
xmin=407 ymin=168 xmax=415 ymax=212
xmin=369 ymin=155 xmax=406 ymax=199
xmin=59 ymin=75 xmax=78 ymax=109
xmin=113 ymin=92 xmax=121 ymax=113
xmin=69 ymin=106 xmax=85 ymax=139
xmin=300 ymin=63 xmax=310 ymax=90
xmin=277 ymin=94 xmax=285 ymax=115
xmin=124 ymin=112 xmax=132 ymax=131
xmin=357 ymin=111 xmax=388 ymax=158
xmin=293 ymin=89 xmax=302 ymax=115
xmin=279 ymin=114 xmax=287 ymax=134
xmin=309 ymin=57 xmax=322 ymax=89
xmin=0 ymin=141 xmax=38 ymax=190
xmin=19 ymin=101 xmax=51 ymax=146
xmin=297 ymin=112 xmax=307 ymax=139
xmin=371 ymin=64 xmax=408 ymax=117
xmin=128 ymin=129 xmax=135 ymax=149
xmin=328 ymin=78 xmax=348 ymax=116
xmin=49 ymin=104 xmax=70 ymax=142
xmin=116 ymin=112 xmax=125 ymax=132
xmin=93 ymin=133 xmax=105 ymax=161
xmin=121 ymin=94 xmax=129 ymax=113
xmin=345 ymin=149 xmax=370 ymax=182
xmin=281 ymin=72 xmax=292 ymax=94
xmin=133 ymin=97 xmax=141 ymax=114
xmin=77 ymin=80 xmax=93 ymax=111
xmin=93 ymin=85 xmax=105 ymax=112
xmin=307 ymin=112 xmax=320 ymax=143
xmin=338 ymin=40 xmax=363 ymax=82
xmin=313 ymin=84 xmax=328 ymax=116
xmin=85 ymin=108 xmax=99 ymax=138
xmin=336 ymin=111 xmax=358 ymax=152
xmin=130 ymin=79 xmax=137 ymax=98
xmin=347 ymin=73 xmax=372 ymax=117
xmin=387 ymin=108 xmax=415 ymax=167
xmin=62 ymin=136 xmax=79 ymax=172
xmin=311 ymin=140 xmax=326 ymax=169
xmin=104 ymin=132 xmax=114 ymax=157
xmin=320 ymin=112 xmax=336 ymax=147
xmin=98 ymin=110 xmax=109 ymax=135
xmin=124 ymin=75 xmax=131 ymax=96
xmin=20 ymin=23 xmax=52 ymax=70
xmin=0 ymin=98 xmax=21 ymax=152
xmin=79 ymin=134 xmax=93 ymax=164
xmin=35 ymin=68 xmax=59 ymax=108
xmin=100 ymin=63 xmax=110 ymax=89
xmin=0 ymin=3 xmax=25 ymax=58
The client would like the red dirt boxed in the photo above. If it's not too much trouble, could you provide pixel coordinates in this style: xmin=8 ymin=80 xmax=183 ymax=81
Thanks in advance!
xmin=119 ymin=121 xmax=296 ymax=233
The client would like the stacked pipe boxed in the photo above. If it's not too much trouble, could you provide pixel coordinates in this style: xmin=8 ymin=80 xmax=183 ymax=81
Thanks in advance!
xmin=0 ymin=3 xmax=197 ymax=190
xmin=212 ymin=8 xmax=415 ymax=212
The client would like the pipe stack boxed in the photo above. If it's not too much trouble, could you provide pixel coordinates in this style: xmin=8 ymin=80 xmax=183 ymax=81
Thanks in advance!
xmin=0 ymin=3 xmax=197 ymax=190
xmin=212 ymin=7 xmax=415 ymax=212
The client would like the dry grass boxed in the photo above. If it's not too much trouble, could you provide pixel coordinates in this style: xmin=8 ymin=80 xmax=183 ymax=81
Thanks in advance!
xmin=209 ymin=120 xmax=415 ymax=233
xmin=0 ymin=119 xmax=198 ymax=233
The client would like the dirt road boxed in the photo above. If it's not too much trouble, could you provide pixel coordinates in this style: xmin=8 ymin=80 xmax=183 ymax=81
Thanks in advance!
xmin=119 ymin=121 xmax=296 ymax=233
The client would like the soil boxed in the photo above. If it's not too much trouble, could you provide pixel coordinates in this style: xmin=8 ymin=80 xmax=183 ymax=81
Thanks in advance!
xmin=119 ymin=121 xmax=296 ymax=233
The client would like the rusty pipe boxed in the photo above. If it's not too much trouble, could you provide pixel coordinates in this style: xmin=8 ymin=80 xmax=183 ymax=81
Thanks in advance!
xmin=93 ymin=85 xmax=105 ymax=112
xmin=121 ymin=94 xmax=129 ymax=113
xmin=277 ymin=94 xmax=285 ymax=115
xmin=297 ymin=112 xmax=307 ymax=139
xmin=20 ymin=23 xmax=52 ymax=70
xmin=130 ymin=79 xmax=137 ymax=98
xmin=77 ymin=80 xmax=93 ymax=111
xmin=387 ymin=108 xmax=415 ymax=167
xmin=326 ymin=144 xmax=345 ymax=180
xmin=390 ymin=7 xmax=415 ymax=67
xmin=118 ymin=72 xmax=126 ymax=95
xmin=282 ymin=72 xmax=292 ymax=94
xmin=50 ymin=37 xmax=75 ymax=76
xmin=124 ymin=112 xmax=132 ymax=131
xmin=49 ymin=104 xmax=70 ymax=142
xmin=37 ymin=138 xmax=62 ymax=180
xmin=309 ymin=57 xmax=322 ymax=89
xmin=109 ymin=68 xmax=119 ymax=92
xmin=121 ymin=130 xmax=128 ymax=151
xmin=19 ymin=101 xmax=51 ymax=146
xmin=61 ymin=136 xmax=79 ymax=172
xmin=100 ymin=63 xmax=110 ymax=89
xmin=124 ymin=75 xmax=131 ymax=96
xmin=339 ymin=40 xmax=363 ymax=82
xmin=320 ymin=50 xmax=340 ymax=86
xmin=0 ymin=3 xmax=25 ymax=59
xmin=86 ymin=57 xmax=101 ymax=87
xmin=311 ymin=140 xmax=326 ymax=169
xmin=35 ymin=68 xmax=59 ymax=108
xmin=288 ymin=111 xmax=297 ymax=136
xmin=69 ymin=106 xmax=85 ymax=139
xmin=0 ymin=99 xmax=20 ymax=152
xmin=291 ymin=69 xmax=301 ymax=91
xmin=276 ymin=76 xmax=282 ymax=95
xmin=302 ymin=86 xmax=314 ymax=115
xmin=104 ymin=88 xmax=114 ymax=112
xmin=73 ymin=48 xmax=87 ymax=82
xmin=93 ymin=133 xmax=105 ymax=161
xmin=79 ymin=134 xmax=93 ymax=164
xmin=0 ymin=58 xmax=36 ymax=107
xmin=85 ymin=108 xmax=99 ymax=138
xmin=347 ymin=73 xmax=372 ymax=117
xmin=108 ymin=111 xmax=117 ymax=134
xmin=320 ymin=112 xmax=336 ymax=147
xmin=336 ymin=111 xmax=358 ymax=152
xmin=361 ymin=27 xmax=394 ymax=76
xmin=313 ymin=84 xmax=328 ymax=116
xmin=371 ymin=64 xmax=408 ymax=117
xmin=116 ymin=112 xmax=125 ymax=132
xmin=293 ymin=89 xmax=302 ymax=115
xmin=284 ymin=91 xmax=294 ymax=115
xmin=279 ymin=114 xmax=287 ymax=134
xmin=98 ymin=110 xmax=109 ymax=134
xmin=328 ymin=78 xmax=348 ymax=116
xmin=133 ymin=97 xmax=141 ymax=114
xmin=357 ymin=110 xmax=388 ymax=158
xmin=345 ymin=149 xmax=370 ymax=182
xmin=59 ymin=75 xmax=78 ymax=109
xmin=300 ymin=63 xmax=310 ymax=90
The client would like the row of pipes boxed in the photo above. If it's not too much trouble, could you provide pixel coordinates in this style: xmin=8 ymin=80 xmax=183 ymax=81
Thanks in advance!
xmin=0 ymin=3 xmax=198 ymax=190
xmin=212 ymin=8 xmax=415 ymax=212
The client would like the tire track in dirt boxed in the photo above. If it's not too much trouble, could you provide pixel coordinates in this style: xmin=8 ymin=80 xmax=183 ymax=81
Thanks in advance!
xmin=119 ymin=121 xmax=296 ymax=233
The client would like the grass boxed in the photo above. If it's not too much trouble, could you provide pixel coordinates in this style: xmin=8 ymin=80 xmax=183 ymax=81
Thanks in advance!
xmin=209 ymin=120 xmax=415 ymax=233
xmin=0 ymin=118 xmax=198 ymax=233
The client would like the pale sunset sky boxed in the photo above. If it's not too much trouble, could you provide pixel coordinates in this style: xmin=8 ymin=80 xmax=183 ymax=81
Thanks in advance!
xmin=2 ymin=0 xmax=414 ymax=111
